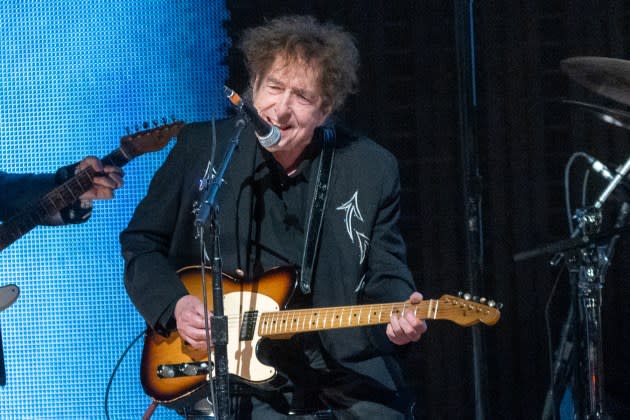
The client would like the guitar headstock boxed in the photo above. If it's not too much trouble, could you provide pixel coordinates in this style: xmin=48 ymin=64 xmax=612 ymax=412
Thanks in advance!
xmin=120 ymin=118 xmax=185 ymax=158
xmin=436 ymin=293 xmax=502 ymax=327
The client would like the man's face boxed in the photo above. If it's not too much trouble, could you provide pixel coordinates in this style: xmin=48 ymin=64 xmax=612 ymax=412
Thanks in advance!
xmin=252 ymin=56 xmax=330 ymax=155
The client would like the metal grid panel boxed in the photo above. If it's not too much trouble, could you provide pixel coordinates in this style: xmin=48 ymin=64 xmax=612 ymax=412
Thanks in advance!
xmin=0 ymin=1 xmax=228 ymax=418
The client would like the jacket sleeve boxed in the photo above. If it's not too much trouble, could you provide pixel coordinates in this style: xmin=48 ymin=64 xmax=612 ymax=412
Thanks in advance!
xmin=119 ymin=127 xmax=194 ymax=335
xmin=0 ymin=171 xmax=57 ymax=222
xmin=1 ymin=164 xmax=93 ymax=224
xmin=360 ymin=152 xmax=417 ymax=353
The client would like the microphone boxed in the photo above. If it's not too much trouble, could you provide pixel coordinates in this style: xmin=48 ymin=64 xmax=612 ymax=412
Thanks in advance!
xmin=224 ymin=86 xmax=281 ymax=148
xmin=584 ymin=154 xmax=630 ymax=200
xmin=593 ymin=154 xmax=630 ymax=208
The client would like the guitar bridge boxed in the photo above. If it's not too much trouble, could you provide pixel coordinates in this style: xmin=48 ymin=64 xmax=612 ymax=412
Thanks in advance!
xmin=157 ymin=361 xmax=213 ymax=379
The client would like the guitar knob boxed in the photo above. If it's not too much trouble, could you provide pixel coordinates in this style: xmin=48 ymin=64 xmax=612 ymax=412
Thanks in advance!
xmin=462 ymin=292 xmax=472 ymax=301
xmin=488 ymin=300 xmax=496 ymax=308
xmin=479 ymin=297 xmax=487 ymax=304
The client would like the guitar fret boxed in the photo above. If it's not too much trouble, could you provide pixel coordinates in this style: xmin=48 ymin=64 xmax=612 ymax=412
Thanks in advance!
xmin=280 ymin=311 xmax=289 ymax=333
xmin=427 ymin=299 xmax=437 ymax=319
xmin=103 ymin=147 xmax=131 ymax=167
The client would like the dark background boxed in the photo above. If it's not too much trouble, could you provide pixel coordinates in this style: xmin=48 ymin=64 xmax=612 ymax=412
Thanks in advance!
xmin=225 ymin=1 xmax=630 ymax=419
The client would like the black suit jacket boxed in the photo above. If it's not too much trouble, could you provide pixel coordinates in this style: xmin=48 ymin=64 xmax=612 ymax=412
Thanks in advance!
xmin=121 ymin=118 xmax=417 ymax=393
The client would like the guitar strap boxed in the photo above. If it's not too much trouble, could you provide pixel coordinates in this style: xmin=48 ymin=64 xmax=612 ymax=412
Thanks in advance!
xmin=300 ymin=125 xmax=336 ymax=294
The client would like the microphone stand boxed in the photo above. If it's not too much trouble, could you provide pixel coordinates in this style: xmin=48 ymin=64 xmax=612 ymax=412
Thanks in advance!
xmin=194 ymin=115 xmax=246 ymax=420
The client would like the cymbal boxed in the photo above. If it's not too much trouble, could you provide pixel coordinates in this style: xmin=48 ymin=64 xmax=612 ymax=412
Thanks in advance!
xmin=562 ymin=99 xmax=630 ymax=130
xmin=561 ymin=56 xmax=630 ymax=106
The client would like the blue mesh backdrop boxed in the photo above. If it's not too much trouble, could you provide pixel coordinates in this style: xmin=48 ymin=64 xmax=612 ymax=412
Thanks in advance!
xmin=0 ymin=1 xmax=228 ymax=418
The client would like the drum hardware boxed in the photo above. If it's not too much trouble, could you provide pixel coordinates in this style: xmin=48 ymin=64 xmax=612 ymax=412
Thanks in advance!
xmin=561 ymin=56 xmax=630 ymax=107
xmin=561 ymin=99 xmax=630 ymax=131
xmin=517 ymin=57 xmax=630 ymax=419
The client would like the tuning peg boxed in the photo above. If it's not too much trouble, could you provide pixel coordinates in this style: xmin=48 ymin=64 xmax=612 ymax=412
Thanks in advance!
xmin=472 ymin=295 xmax=479 ymax=302
xmin=152 ymin=119 xmax=159 ymax=127
xmin=143 ymin=121 xmax=149 ymax=129
xmin=479 ymin=297 xmax=487 ymax=304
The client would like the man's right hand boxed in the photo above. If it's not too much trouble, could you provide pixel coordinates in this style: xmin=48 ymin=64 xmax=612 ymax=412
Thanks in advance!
xmin=174 ymin=294 xmax=214 ymax=351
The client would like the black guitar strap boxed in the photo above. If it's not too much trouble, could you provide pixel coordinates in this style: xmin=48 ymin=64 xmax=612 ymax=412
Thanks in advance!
xmin=300 ymin=125 xmax=336 ymax=294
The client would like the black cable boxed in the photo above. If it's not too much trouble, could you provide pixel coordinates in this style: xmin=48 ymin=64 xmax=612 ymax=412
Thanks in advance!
xmin=543 ymin=265 xmax=567 ymax=420
xmin=104 ymin=329 xmax=145 ymax=420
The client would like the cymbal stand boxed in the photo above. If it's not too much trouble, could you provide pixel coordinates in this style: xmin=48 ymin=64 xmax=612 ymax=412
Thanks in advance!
xmin=565 ymin=206 xmax=609 ymax=420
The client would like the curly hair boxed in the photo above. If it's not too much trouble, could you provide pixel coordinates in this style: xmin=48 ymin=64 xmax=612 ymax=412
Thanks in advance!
xmin=239 ymin=15 xmax=359 ymax=113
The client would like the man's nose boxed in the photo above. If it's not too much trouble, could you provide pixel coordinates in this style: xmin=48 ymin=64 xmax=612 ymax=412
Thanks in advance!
xmin=274 ymin=92 xmax=292 ymax=119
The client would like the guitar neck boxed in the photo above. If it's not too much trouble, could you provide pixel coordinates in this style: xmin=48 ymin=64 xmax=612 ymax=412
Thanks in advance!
xmin=259 ymin=300 xmax=438 ymax=338
xmin=0 ymin=146 xmax=131 ymax=251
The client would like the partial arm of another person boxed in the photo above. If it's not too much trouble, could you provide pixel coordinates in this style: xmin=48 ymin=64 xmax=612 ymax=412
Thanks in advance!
xmin=0 ymin=156 xmax=123 ymax=224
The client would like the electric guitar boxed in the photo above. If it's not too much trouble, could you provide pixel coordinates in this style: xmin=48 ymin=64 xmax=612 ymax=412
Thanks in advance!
xmin=141 ymin=266 xmax=501 ymax=403
xmin=0 ymin=120 xmax=184 ymax=251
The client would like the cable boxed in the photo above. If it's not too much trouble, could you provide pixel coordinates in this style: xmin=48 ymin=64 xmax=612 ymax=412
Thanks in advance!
xmin=543 ymin=264 xmax=567 ymax=420
xmin=104 ymin=329 xmax=145 ymax=420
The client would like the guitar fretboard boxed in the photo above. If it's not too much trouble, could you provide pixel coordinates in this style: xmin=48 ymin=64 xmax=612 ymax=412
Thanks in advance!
xmin=258 ymin=300 xmax=437 ymax=337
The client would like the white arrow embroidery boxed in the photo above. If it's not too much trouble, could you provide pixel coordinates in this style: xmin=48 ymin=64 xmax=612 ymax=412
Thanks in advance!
xmin=336 ymin=191 xmax=364 ymax=243
xmin=337 ymin=191 xmax=370 ymax=265
xmin=355 ymin=230 xmax=370 ymax=264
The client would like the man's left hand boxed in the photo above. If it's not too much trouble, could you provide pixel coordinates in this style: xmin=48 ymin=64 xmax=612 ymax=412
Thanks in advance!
xmin=386 ymin=291 xmax=428 ymax=345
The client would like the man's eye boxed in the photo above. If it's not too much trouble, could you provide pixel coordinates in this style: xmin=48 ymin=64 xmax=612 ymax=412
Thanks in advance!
xmin=297 ymin=94 xmax=312 ymax=104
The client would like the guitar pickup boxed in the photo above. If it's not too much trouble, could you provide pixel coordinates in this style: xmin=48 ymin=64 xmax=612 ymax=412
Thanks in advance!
xmin=157 ymin=361 xmax=213 ymax=378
